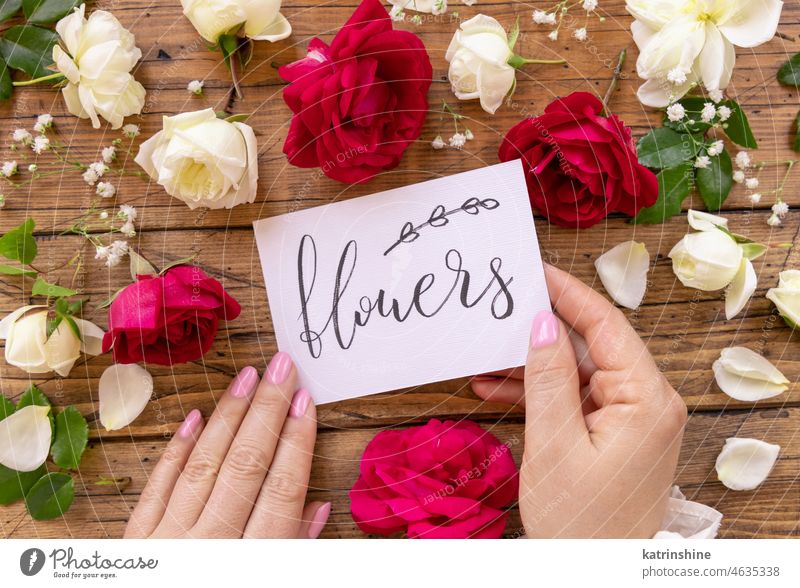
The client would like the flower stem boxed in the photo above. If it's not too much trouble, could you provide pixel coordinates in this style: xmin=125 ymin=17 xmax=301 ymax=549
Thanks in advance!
xmin=507 ymin=54 xmax=566 ymax=69
xmin=602 ymin=49 xmax=627 ymax=113
xmin=13 ymin=72 xmax=65 ymax=87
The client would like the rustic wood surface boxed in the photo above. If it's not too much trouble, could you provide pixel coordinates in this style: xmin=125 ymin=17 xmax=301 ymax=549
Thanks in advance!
xmin=1 ymin=0 xmax=800 ymax=538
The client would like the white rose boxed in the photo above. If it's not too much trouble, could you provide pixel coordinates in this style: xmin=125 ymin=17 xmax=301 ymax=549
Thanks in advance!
xmin=669 ymin=229 xmax=743 ymax=291
xmin=766 ymin=269 xmax=800 ymax=328
xmin=626 ymin=0 xmax=783 ymax=107
xmin=445 ymin=15 xmax=516 ymax=114
xmin=134 ymin=109 xmax=259 ymax=210
xmin=52 ymin=4 xmax=146 ymax=129
xmin=181 ymin=0 xmax=291 ymax=44
xmin=0 ymin=306 xmax=104 ymax=377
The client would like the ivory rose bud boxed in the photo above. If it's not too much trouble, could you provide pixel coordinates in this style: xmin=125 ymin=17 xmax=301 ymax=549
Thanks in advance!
xmin=669 ymin=229 xmax=743 ymax=291
xmin=181 ymin=0 xmax=291 ymax=44
xmin=134 ymin=109 xmax=258 ymax=210
xmin=52 ymin=4 xmax=146 ymax=129
xmin=766 ymin=269 xmax=800 ymax=328
xmin=0 ymin=306 xmax=104 ymax=377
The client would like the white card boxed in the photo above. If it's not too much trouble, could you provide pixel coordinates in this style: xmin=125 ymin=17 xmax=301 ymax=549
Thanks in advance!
xmin=253 ymin=160 xmax=550 ymax=404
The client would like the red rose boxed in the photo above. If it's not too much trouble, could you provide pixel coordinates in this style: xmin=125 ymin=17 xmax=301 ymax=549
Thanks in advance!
xmin=350 ymin=419 xmax=519 ymax=539
xmin=278 ymin=0 xmax=432 ymax=184
xmin=498 ymin=92 xmax=658 ymax=228
xmin=102 ymin=266 xmax=241 ymax=366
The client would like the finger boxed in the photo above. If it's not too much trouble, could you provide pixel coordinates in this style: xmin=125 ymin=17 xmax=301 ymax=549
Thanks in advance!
xmin=544 ymin=264 xmax=654 ymax=374
xmin=124 ymin=409 xmax=204 ymax=538
xmin=295 ymin=501 xmax=332 ymax=539
xmin=472 ymin=367 xmax=524 ymax=381
xmin=155 ymin=366 xmax=260 ymax=535
xmin=525 ymin=309 xmax=589 ymax=450
xmin=243 ymin=388 xmax=317 ymax=538
xmin=569 ymin=329 xmax=599 ymax=386
xmin=471 ymin=377 xmax=525 ymax=405
xmin=194 ymin=353 xmax=297 ymax=537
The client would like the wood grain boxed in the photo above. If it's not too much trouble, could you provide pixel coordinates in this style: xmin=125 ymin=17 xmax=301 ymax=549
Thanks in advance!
xmin=1 ymin=0 xmax=799 ymax=538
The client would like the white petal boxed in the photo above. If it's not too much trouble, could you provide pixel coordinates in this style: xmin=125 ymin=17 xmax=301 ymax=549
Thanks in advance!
xmin=0 ymin=405 xmax=52 ymax=472
xmin=99 ymin=364 xmax=153 ymax=431
xmin=719 ymin=347 xmax=790 ymax=385
xmin=717 ymin=0 xmax=783 ymax=48
xmin=74 ymin=318 xmax=105 ymax=356
xmin=246 ymin=12 xmax=292 ymax=42
xmin=725 ymin=258 xmax=757 ymax=319
xmin=713 ymin=347 xmax=789 ymax=401
xmin=698 ymin=24 xmax=735 ymax=91
xmin=0 ymin=305 xmax=46 ymax=340
xmin=715 ymin=437 xmax=780 ymax=491
xmin=594 ymin=241 xmax=650 ymax=309
xmin=687 ymin=209 xmax=729 ymax=232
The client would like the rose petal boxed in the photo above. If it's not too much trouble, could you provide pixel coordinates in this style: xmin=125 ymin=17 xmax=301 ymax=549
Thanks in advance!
xmin=0 ymin=405 xmax=52 ymax=472
xmin=99 ymin=363 xmax=153 ymax=431
xmin=74 ymin=318 xmax=105 ymax=356
xmin=712 ymin=346 xmax=789 ymax=402
xmin=724 ymin=257 xmax=757 ymax=319
xmin=715 ymin=437 xmax=780 ymax=491
xmin=594 ymin=241 xmax=649 ymax=309
xmin=0 ymin=305 xmax=46 ymax=340
xmin=687 ymin=209 xmax=729 ymax=232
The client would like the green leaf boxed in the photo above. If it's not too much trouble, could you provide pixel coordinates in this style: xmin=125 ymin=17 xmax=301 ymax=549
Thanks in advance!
xmin=0 ymin=24 xmax=58 ymax=79
xmin=22 ymin=0 xmax=81 ymax=25
xmin=741 ymin=242 xmax=768 ymax=260
xmin=218 ymin=33 xmax=238 ymax=65
xmin=695 ymin=150 xmax=733 ymax=212
xmin=159 ymin=255 xmax=197 ymax=275
xmin=0 ymin=263 xmax=36 ymax=276
xmin=631 ymin=162 xmax=694 ymax=224
xmin=223 ymin=113 xmax=250 ymax=124
xmin=96 ymin=287 xmax=125 ymax=310
xmin=32 ymin=277 xmax=77 ymax=298
xmin=778 ymin=53 xmax=800 ymax=87
xmin=663 ymin=97 xmax=714 ymax=134
xmin=721 ymin=99 xmax=758 ymax=149
xmin=0 ymin=54 xmax=11 ymax=100
xmin=24 ymin=472 xmax=74 ymax=520
xmin=0 ymin=464 xmax=45 ymax=505
xmin=793 ymin=111 xmax=800 ymax=153
xmin=0 ymin=395 xmax=14 ymax=420
xmin=507 ymin=16 xmax=520 ymax=51
xmin=51 ymin=407 xmax=88 ymax=470
xmin=129 ymin=249 xmax=157 ymax=280
xmin=637 ymin=128 xmax=702 ymax=169
xmin=0 ymin=0 xmax=22 ymax=21
xmin=0 ymin=218 xmax=37 ymax=264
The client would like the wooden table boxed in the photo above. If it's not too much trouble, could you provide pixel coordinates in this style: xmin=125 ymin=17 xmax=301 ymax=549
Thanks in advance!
xmin=1 ymin=0 xmax=799 ymax=539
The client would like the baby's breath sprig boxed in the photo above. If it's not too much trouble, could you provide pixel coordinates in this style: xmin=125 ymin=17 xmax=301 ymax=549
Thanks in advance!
xmin=63 ymin=201 xmax=139 ymax=268
xmin=431 ymin=101 xmax=476 ymax=150
xmin=533 ymin=0 xmax=602 ymax=43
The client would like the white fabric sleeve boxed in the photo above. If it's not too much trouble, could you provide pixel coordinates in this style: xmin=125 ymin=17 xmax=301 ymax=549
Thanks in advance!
xmin=653 ymin=486 xmax=723 ymax=539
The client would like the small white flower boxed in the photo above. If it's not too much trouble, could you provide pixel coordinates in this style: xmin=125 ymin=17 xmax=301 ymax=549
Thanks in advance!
xmin=709 ymin=88 xmax=724 ymax=103
xmin=582 ymin=0 xmax=598 ymax=11
xmin=110 ymin=240 xmax=129 ymax=258
xmin=187 ymin=80 xmax=204 ymax=95
xmin=749 ymin=192 xmax=762 ymax=204
xmin=120 ymin=221 xmax=136 ymax=237
xmin=574 ymin=27 xmax=588 ymax=42
xmin=12 ymin=128 xmax=32 ymax=144
xmin=32 ymin=135 xmax=50 ymax=154
xmin=533 ymin=10 xmax=550 ymax=24
xmin=733 ymin=170 xmax=745 ymax=183
xmin=461 ymin=0 xmax=476 ymax=5
xmin=548 ymin=29 xmax=559 ymax=41
xmin=95 ymin=245 xmax=110 ymax=260
xmin=27 ymin=164 xmax=38 ymax=173
xmin=90 ymin=162 xmax=108 ymax=177
xmin=449 ymin=133 xmax=467 ymax=148
xmin=82 ymin=169 xmax=99 ymax=186
xmin=735 ymin=151 xmax=751 ymax=169
xmin=99 ymin=211 xmax=109 ymax=220
xmin=707 ymin=140 xmax=724 ymax=157
xmin=464 ymin=129 xmax=474 ymax=141
xmin=33 ymin=114 xmax=53 ymax=134
xmin=772 ymin=201 xmax=789 ymax=218
xmin=122 ymin=124 xmax=140 ymax=138
xmin=767 ymin=213 xmax=782 ymax=227
xmin=666 ymin=103 xmax=686 ymax=122
xmin=96 ymin=181 xmax=116 ymax=199
xmin=666 ymin=68 xmax=687 ymax=85
xmin=700 ymin=102 xmax=716 ymax=123
xmin=717 ymin=105 xmax=732 ymax=122
xmin=745 ymin=177 xmax=759 ymax=190
xmin=431 ymin=135 xmax=445 ymax=150
xmin=119 ymin=204 xmax=137 ymax=221
xmin=694 ymin=155 xmax=711 ymax=169
xmin=1 ymin=161 xmax=17 ymax=177
xmin=102 ymin=146 xmax=116 ymax=163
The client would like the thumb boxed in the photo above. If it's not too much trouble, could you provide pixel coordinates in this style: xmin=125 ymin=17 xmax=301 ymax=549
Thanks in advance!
xmin=525 ymin=310 xmax=589 ymax=451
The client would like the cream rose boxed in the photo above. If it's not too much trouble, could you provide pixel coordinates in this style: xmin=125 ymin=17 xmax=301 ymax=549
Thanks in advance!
xmin=181 ymin=0 xmax=291 ymax=44
xmin=52 ymin=4 xmax=146 ymax=129
xmin=766 ymin=269 xmax=800 ymax=328
xmin=134 ymin=109 xmax=259 ymax=210
xmin=0 ymin=306 xmax=104 ymax=377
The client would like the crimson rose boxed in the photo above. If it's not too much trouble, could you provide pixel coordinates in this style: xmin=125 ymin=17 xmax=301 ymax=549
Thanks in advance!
xmin=102 ymin=266 xmax=241 ymax=366
xmin=498 ymin=92 xmax=658 ymax=228
xmin=278 ymin=0 xmax=432 ymax=183
xmin=350 ymin=419 xmax=519 ymax=539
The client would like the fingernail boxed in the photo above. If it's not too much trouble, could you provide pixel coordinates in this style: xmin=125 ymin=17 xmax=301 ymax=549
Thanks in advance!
xmin=266 ymin=352 xmax=293 ymax=385
xmin=290 ymin=388 xmax=312 ymax=418
xmin=531 ymin=310 xmax=559 ymax=349
xmin=308 ymin=502 xmax=331 ymax=539
xmin=229 ymin=366 xmax=259 ymax=398
xmin=177 ymin=409 xmax=202 ymax=439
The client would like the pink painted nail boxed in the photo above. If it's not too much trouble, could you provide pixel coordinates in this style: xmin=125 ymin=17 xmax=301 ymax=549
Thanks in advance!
xmin=531 ymin=310 xmax=559 ymax=349
xmin=266 ymin=352 xmax=293 ymax=385
xmin=290 ymin=388 xmax=312 ymax=418
xmin=229 ymin=366 xmax=259 ymax=398
xmin=308 ymin=502 xmax=331 ymax=539
xmin=177 ymin=409 xmax=202 ymax=439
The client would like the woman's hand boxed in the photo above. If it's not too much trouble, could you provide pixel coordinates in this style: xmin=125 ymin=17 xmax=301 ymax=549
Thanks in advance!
xmin=471 ymin=265 xmax=687 ymax=538
xmin=124 ymin=352 xmax=330 ymax=538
